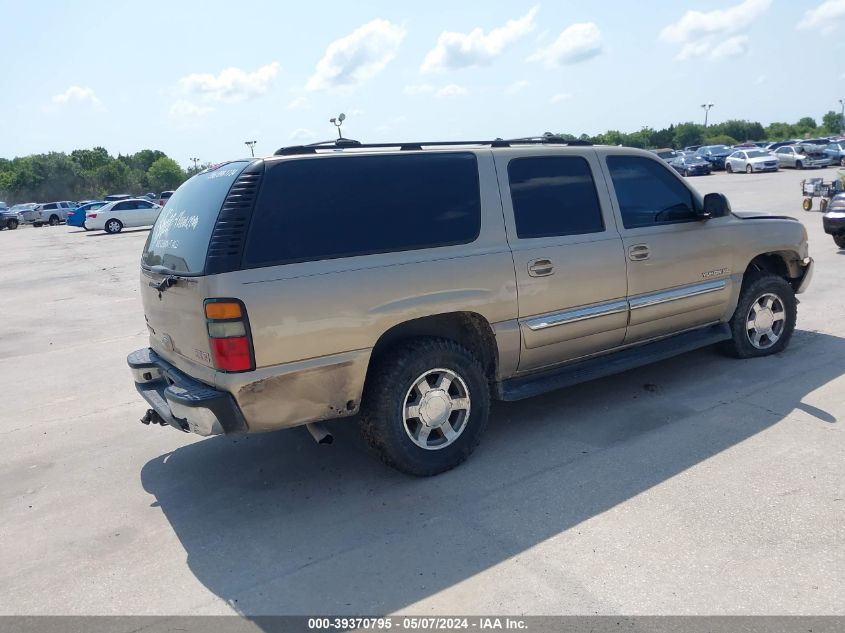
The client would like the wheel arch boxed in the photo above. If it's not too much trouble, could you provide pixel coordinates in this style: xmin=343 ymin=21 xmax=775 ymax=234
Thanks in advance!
xmin=744 ymin=251 xmax=803 ymax=288
xmin=369 ymin=312 xmax=499 ymax=383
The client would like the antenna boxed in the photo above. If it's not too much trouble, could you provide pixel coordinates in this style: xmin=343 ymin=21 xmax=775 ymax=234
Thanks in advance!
xmin=329 ymin=113 xmax=346 ymax=139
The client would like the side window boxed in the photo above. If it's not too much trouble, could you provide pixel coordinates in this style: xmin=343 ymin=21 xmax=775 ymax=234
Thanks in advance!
xmin=244 ymin=153 xmax=481 ymax=266
xmin=507 ymin=156 xmax=604 ymax=239
xmin=137 ymin=201 xmax=153 ymax=209
xmin=113 ymin=201 xmax=129 ymax=211
xmin=606 ymin=155 xmax=697 ymax=229
xmin=44 ymin=203 xmax=56 ymax=210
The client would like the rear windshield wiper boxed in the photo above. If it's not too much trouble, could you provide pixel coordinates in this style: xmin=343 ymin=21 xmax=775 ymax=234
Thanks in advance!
xmin=148 ymin=265 xmax=181 ymax=292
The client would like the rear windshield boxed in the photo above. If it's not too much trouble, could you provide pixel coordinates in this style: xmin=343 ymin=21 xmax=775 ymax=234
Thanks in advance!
xmin=142 ymin=161 xmax=249 ymax=274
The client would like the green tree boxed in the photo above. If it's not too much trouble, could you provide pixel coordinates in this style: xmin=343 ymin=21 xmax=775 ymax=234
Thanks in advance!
xmin=703 ymin=134 xmax=738 ymax=146
xmin=822 ymin=110 xmax=844 ymax=134
xmin=672 ymin=122 xmax=704 ymax=149
xmin=146 ymin=157 xmax=186 ymax=192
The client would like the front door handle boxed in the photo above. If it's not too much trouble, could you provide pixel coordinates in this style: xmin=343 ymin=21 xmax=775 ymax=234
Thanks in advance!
xmin=527 ymin=258 xmax=555 ymax=277
xmin=628 ymin=244 xmax=650 ymax=261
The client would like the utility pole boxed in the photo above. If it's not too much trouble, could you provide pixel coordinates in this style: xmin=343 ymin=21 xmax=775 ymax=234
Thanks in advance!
xmin=189 ymin=157 xmax=200 ymax=172
xmin=244 ymin=140 xmax=257 ymax=157
xmin=839 ymin=99 xmax=844 ymax=135
xmin=700 ymin=103 xmax=714 ymax=128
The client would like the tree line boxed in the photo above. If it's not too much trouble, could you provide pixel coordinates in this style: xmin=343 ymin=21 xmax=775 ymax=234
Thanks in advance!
xmin=555 ymin=111 xmax=844 ymax=150
xmin=0 ymin=148 xmax=209 ymax=205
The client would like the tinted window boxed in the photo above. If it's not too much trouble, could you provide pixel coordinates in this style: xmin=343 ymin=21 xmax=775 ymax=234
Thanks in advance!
xmin=507 ymin=157 xmax=604 ymax=239
xmin=243 ymin=153 xmax=481 ymax=266
xmin=112 ymin=201 xmax=130 ymax=211
xmin=44 ymin=203 xmax=57 ymax=210
xmin=143 ymin=161 xmax=250 ymax=273
xmin=136 ymin=200 xmax=153 ymax=209
xmin=606 ymin=156 xmax=697 ymax=229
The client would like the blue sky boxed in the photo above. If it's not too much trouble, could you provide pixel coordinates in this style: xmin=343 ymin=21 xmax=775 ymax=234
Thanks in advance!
xmin=1 ymin=0 xmax=843 ymax=167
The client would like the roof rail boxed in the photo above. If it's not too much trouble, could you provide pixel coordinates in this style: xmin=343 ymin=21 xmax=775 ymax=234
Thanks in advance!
xmin=273 ymin=135 xmax=592 ymax=156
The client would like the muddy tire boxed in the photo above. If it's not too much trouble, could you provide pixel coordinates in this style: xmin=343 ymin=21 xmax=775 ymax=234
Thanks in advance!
xmin=718 ymin=273 xmax=797 ymax=359
xmin=359 ymin=337 xmax=490 ymax=476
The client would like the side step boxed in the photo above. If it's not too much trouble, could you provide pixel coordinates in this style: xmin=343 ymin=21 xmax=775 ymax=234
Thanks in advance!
xmin=497 ymin=324 xmax=731 ymax=402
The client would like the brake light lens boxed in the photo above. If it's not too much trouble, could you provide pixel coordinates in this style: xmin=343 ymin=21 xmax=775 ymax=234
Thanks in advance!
xmin=204 ymin=299 xmax=254 ymax=372
xmin=87 ymin=213 xmax=97 ymax=219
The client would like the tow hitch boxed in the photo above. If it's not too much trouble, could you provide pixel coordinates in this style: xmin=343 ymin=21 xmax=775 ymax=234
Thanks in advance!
xmin=140 ymin=409 xmax=168 ymax=426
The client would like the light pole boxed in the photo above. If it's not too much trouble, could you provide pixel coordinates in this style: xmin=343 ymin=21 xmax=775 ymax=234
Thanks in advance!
xmin=701 ymin=103 xmax=714 ymax=127
xmin=839 ymin=99 xmax=844 ymax=135
xmin=189 ymin=157 xmax=200 ymax=172
xmin=329 ymin=113 xmax=346 ymax=139
xmin=244 ymin=140 xmax=257 ymax=157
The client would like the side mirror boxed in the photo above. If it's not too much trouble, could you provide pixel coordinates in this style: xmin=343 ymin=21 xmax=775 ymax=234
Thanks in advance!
xmin=701 ymin=192 xmax=731 ymax=219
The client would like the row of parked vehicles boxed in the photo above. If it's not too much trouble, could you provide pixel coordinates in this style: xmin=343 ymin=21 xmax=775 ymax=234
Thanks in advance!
xmin=0 ymin=191 xmax=173 ymax=232
xmin=654 ymin=138 xmax=845 ymax=177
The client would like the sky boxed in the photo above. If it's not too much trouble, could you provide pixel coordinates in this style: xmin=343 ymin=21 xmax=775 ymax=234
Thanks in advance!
xmin=1 ymin=0 xmax=844 ymax=167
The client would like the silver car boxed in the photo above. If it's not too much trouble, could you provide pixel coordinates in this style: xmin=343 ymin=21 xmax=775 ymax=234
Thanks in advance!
xmin=773 ymin=144 xmax=832 ymax=169
xmin=725 ymin=149 xmax=779 ymax=174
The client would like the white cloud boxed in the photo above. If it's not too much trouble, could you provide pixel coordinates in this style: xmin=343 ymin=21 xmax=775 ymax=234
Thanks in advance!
xmin=505 ymin=80 xmax=529 ymax=95
xmin=798 ymin=0 xmax=845 ymax=33
xmin=404 ymin=84 xmax=436 ymax=95
xmin=179 ymin=62 xmax=279 ymax=103
xmin=753 ymin=74 xmax=766 ymax=85
xmin=287 ymin=96 xmax=309 ymax=110
xmin=421 ymin=6 xmax=538 ymax=73
xmin=708 ymin=35 xmax=749 ymax=60
xmin=306 ymin=19 xmax=405 ymax=91
xmin=660 ymin=0 xmax=770 ymax=60
xmin=528 ymin=23 xmax=602 ymax=67
xmin=49 ymin=86 xmax=103 ymax=111
xmin=290 ymin=128 xmax=317 ymax=142
xmin=436 ymin=84 xmax=469 ymax=98
xmin=169 ymin=100 xmax=214 ymax=118
xmin=550 ymin=93 xmax=572 ymax=104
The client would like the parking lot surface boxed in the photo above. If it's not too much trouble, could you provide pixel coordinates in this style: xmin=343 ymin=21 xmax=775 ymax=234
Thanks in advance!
xmin=1 ymin=167 xmax=843 ymax=616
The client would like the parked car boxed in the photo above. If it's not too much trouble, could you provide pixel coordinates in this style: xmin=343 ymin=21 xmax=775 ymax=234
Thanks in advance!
xmin=0 ymin=201 xmax=7 ymax=212
xmin=765 ymin=140 xmax=800 ymax=152
xmin=669 ymin=154 xmax=712 ymax=176
xmin=695 ymin=145 xmax=733 ymax=170
xmin=157 ymin=190 xmax=174 ymax=207
xmin=8 ymin=203 xmax=38 ymax=224
xmin=652 ymin=148 xmax=678 ymax=162
xmin=822 ymin=193 xmax=845 ymax=248
xmin=824 ymin=141 xmax=845 ymax=167
xmin=142 ymin=192 xmax=156 ymax=200
xmin=68 ymin=200 xmax=106 ymax=229
xmin=24 ymin=201 xmax=74 ymax=226
xmin=773 ymin=144 xmax=832 ymax=169
xmin=127 ymin=141 xmax=813 ymax=476
xmin=1 ymin=207 xmax=22 ymax=230
xmin=683 ymin=145 xmax=702 ymax=152
xmin=104 ymin=194 xmax=132 ymax=202
xmin=725 ymin=149 xmax=779 ymax=174
xmin=85 ymin=198 xmax=161 ymax=234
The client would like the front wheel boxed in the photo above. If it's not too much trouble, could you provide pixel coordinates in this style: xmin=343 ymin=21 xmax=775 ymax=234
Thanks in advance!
xmin=796 ymin=160 xmax=803 ymax=169
xmin=359 ymin=338 xmax=490 ymax=476
xmin=726 ymin=163 xmax=733 ymax=173
xmin=104 ymin=218 xmax=123 ymax=234
xmin=840 ymin=157 xmax=845 ymax=167
xmin=7 ymin=219 xmax=18 ymax=230
xmin=820 ymin=198 xmax=829 ymax=212
xmin=745 ymin=164 xmax=753 ymax=174
xmin=718 ymin=273 xmax=796 ymax=359
xmin=834 ymin=234 xmax=845 ymax=248
xmin=802 ymin=198 xmax=813 ymax=211
xmin=48 ymin=215 xmax=60 ymax=226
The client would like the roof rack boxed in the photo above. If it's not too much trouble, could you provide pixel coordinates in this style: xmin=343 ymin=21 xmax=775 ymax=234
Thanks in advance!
xmin=273 ymin=135 xmax=592 ymax=156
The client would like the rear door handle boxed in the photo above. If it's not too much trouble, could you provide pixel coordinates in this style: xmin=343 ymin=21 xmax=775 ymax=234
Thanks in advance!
xmin=527 ymin=258 xmax=555 ymax=277
xmin=628 ymin=244 xmax=650 ymax=261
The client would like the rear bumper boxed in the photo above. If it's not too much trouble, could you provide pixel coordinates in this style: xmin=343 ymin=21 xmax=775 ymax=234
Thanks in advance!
xmin=127 ymin=348 xmax=247 ymax=436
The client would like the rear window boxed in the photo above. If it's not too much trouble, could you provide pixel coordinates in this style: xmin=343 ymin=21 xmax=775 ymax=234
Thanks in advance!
xmin=243 ymin=152 xmax=481 ymax=267
xmin=142 ymin=161 xmax=250 ymax=274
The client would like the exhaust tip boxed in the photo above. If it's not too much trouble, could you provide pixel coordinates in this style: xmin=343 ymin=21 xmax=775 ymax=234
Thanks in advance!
xmin=306 ymin=423 xmax=333 ymax=445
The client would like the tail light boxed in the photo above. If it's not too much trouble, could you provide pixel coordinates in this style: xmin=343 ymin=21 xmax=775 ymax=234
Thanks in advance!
xmin=204 ymin=299 xmax=254 ymax=372
xmin=87 ymin=213 xmax=97 ymax=218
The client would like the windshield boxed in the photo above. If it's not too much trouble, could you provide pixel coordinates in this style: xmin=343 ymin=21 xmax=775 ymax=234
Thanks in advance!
xmin=10 ymin=203 xmax=36 ymax=211
xmin=142 ymin=161 xmax=250 ymax=274
xmin=708 ymin=145 xmax=730 ymax=152
xmin=747 ymin=150 xmax=768 ymax=158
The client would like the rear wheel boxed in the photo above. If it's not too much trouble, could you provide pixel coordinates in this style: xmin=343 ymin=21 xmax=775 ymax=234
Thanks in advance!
xmin=745 ymin=164 xmax=753 ymax=174
xmin=359 ymin=338 xmax=490 ymax=476
xmin=726 ymin=163 xmax=733 ymax=173
xmin=834 ymin=234 xmax=845 ymax=248
xmin=840 ymin=157 xmax=845 ymax=167
xmin=48 ymin=215 xmax=60 ymax=226
xmin=802 ymin=198 xmax=813 ymax=211
xmin=796 ymin=160 xmax=804 ymax=169
xmin=33 ymin=222 xmax=42 ymax=227
xmin=820 ymin=199 xmax=829 ymax=212
xmin=718 ymin=273 xmax=796 ymax=359
xmin=105 ymin=218 xmax=123 ymax=234
xmin=7 ymin=219 xmax=18 ymax=230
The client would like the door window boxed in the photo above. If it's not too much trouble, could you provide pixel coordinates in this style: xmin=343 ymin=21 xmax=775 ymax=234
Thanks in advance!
xmin=507 ymin=156 xmax=604 ymax=239
xmin=606 ymin=156 xmax=697 ymax=229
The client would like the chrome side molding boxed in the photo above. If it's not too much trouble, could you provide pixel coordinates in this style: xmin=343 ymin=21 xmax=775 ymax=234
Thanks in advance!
xmin=628 ymin=279 xmax=727 ymax=310
xmin=525 ymin=300 xmax=628 ymax=331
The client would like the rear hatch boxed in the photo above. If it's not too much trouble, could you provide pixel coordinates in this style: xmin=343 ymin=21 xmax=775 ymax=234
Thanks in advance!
xmin=140 ymin=161 xmax=255 ymax=378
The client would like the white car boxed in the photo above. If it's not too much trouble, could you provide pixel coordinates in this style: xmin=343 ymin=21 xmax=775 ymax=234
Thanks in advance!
xmin=725 ymin=149 xmax=779 ymax=174
xmin=85 ymin=198 xmax=161 ymax=234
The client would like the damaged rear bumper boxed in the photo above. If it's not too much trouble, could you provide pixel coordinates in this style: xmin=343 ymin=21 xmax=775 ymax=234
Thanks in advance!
xmin=127 ymin=348 xmax=247 ymax=436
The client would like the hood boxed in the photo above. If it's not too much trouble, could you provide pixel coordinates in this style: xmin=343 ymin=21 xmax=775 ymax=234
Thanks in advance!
xmin=732 ymin=210 xmax=799 ymax=221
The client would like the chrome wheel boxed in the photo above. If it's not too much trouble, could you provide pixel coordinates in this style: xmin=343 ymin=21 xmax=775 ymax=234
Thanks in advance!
xmin=403 ymin=368 xmax=470 ymax=450
xmin=746 ymin=293 xmax=786 ymax=349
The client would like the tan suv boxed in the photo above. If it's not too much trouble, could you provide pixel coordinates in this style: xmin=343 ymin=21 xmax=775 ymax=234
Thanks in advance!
xmin=128 ymin=138 xmax=813 ymax=476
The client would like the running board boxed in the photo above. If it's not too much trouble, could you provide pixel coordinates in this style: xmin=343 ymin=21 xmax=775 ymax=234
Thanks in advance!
xmin=497 ymin=324 xmax=731 ymax=402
